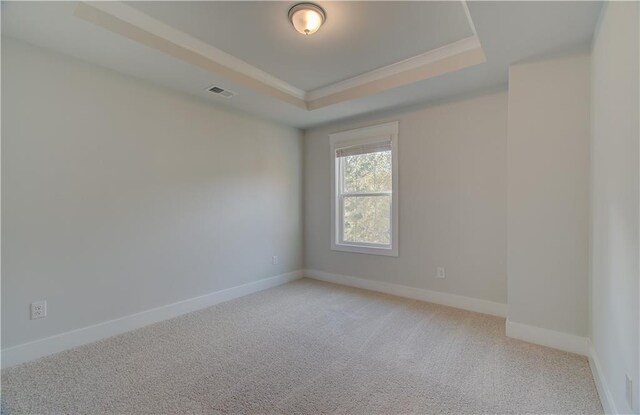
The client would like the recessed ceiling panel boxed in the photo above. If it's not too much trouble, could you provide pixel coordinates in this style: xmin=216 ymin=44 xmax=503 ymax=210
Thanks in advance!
xmin=2 ymin=1 xmax=603 ymax=128
xmin=129 ymin=1 xmax=474 ymax=91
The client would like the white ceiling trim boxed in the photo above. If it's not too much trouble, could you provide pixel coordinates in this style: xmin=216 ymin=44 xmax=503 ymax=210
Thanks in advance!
xmin=460 ymin=0 xmax=479 ymax=37
xmin=74 ymin=1 xmax=484 ymax=112
xmin=77 ymin=1 xmax=307 ymax=101
xmin=306 ymin=36 xmax=482 ymax=101
xmin=306 ymin=45 xmax=485 ymax=110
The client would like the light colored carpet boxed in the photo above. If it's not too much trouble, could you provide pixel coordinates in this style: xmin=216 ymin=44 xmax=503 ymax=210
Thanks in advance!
xmin=2 ymin=278 xmax=602 ymax=414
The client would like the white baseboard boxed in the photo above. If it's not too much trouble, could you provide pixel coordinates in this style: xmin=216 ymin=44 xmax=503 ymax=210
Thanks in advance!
xmin=303 ymin=269 xmax=508 ymax=318
xmin=1 ymin=270 xmax=304 ymax=369
xmin=588 ymin=343 xmax=619 ymax=414
xmin=505 ymin=318 xmax=589 ymax=356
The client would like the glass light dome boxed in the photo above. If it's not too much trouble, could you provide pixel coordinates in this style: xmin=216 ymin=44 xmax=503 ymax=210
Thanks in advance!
xmin=288 ymin=3 xmax=326 ymax=35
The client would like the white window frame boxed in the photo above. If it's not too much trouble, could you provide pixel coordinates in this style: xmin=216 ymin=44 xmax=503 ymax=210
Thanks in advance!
xmin=330 ymin=121 xmax=399 ymax=257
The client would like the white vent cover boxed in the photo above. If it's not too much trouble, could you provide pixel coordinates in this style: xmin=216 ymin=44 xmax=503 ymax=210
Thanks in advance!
xmin=206 ymin=85 xmax=237 ymax=98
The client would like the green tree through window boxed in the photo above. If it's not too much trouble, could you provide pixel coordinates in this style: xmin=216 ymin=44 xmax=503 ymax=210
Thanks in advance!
xmin=340 ymin=149 xmax=392 ymax=245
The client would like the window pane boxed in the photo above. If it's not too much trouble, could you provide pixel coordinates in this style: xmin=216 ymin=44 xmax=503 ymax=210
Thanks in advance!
xmin=342 ymin=150 xmax=391 ymax=193
xmin=343 ymin=195 xmax=391 ymax=245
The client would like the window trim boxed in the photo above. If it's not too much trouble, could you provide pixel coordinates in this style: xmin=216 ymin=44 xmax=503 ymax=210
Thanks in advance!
xmin=330 ymin=121 xmax=399 ymax=257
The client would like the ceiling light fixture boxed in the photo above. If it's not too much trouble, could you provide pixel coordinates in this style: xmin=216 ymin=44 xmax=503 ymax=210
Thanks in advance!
xmin=288 ymin=3 xmax=325 ymax=35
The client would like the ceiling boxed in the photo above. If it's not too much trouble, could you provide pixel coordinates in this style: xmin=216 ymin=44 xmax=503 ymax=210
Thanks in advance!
xmin=2 ymin=1 xmax=602 ymax=129
xmin=129 ymin=1 xmax=474 ymax=91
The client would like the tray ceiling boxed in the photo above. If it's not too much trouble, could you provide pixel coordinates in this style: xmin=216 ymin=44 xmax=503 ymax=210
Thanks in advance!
xmin=129 ymin=1 xmax=475 ymax=91
xmin=1 ymin=1 xmax=603 ymax=128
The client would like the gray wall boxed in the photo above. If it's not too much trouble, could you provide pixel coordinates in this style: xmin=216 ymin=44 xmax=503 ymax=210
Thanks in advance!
xmin=506 ymin=53 xmax=591 ymax=336
xmin=304 ymin=91 xmax=508 ymax=304
xmin=590 ymin=2 xmax=639 ymax=413
xmin=1 ymin=38 xmax=303 ymax=348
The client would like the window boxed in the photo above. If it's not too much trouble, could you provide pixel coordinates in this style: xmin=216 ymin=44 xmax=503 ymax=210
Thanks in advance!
xmin=330 ymin=121 xmax=398 ymax=256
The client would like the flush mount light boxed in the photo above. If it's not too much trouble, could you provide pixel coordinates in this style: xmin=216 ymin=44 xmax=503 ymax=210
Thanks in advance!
xmin=288 ymin=3 xmax=326 ymax=35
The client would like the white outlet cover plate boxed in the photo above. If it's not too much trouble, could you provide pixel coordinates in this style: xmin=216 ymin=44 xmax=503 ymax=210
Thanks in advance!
xmin=31 ymin=301 xmax=47 ymax=319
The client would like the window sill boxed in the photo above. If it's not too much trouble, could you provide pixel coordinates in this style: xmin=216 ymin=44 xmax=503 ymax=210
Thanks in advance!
xmin=331 ymin=243 xmax=398 ymax=257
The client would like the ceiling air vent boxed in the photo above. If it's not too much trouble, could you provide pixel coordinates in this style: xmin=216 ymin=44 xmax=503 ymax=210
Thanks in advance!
xmin=206 ymin=85 xmax=237 ymax=98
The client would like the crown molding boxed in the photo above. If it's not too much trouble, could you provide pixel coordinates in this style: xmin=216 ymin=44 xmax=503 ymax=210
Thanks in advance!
xmin=79 ymin=1 xmax=307 ymax=101
xmin=73 ymin=1 xmax=308 ymax=109
xmin=306 ymin=36 xmax=484 ymax=103
xmin=460 ymin=0 xmax=479 ymax=37
xmin=74 ymin=1 xmax=484 ymax=112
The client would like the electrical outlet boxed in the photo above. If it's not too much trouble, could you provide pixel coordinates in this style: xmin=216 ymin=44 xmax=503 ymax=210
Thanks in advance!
xmin=626 ymin=374 xmax=633 ymax=409
xmin=272 ymin=255 xmax=279 ymax=265
xmin=437 ymin=267 xmax=446 ymax=279
xmin=31 ymin=301 xmax=47 ymax=320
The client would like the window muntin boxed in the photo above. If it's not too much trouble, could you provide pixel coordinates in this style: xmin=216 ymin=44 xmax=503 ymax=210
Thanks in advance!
xmin=330 ymin=122 xmax=398 ymax=256
xmin=338 ymin=147 xmax=392 ymax=246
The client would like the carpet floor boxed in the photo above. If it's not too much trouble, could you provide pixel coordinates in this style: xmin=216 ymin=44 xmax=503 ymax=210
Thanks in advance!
xmin=1 ymin=278 xmax=602 ymax=414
